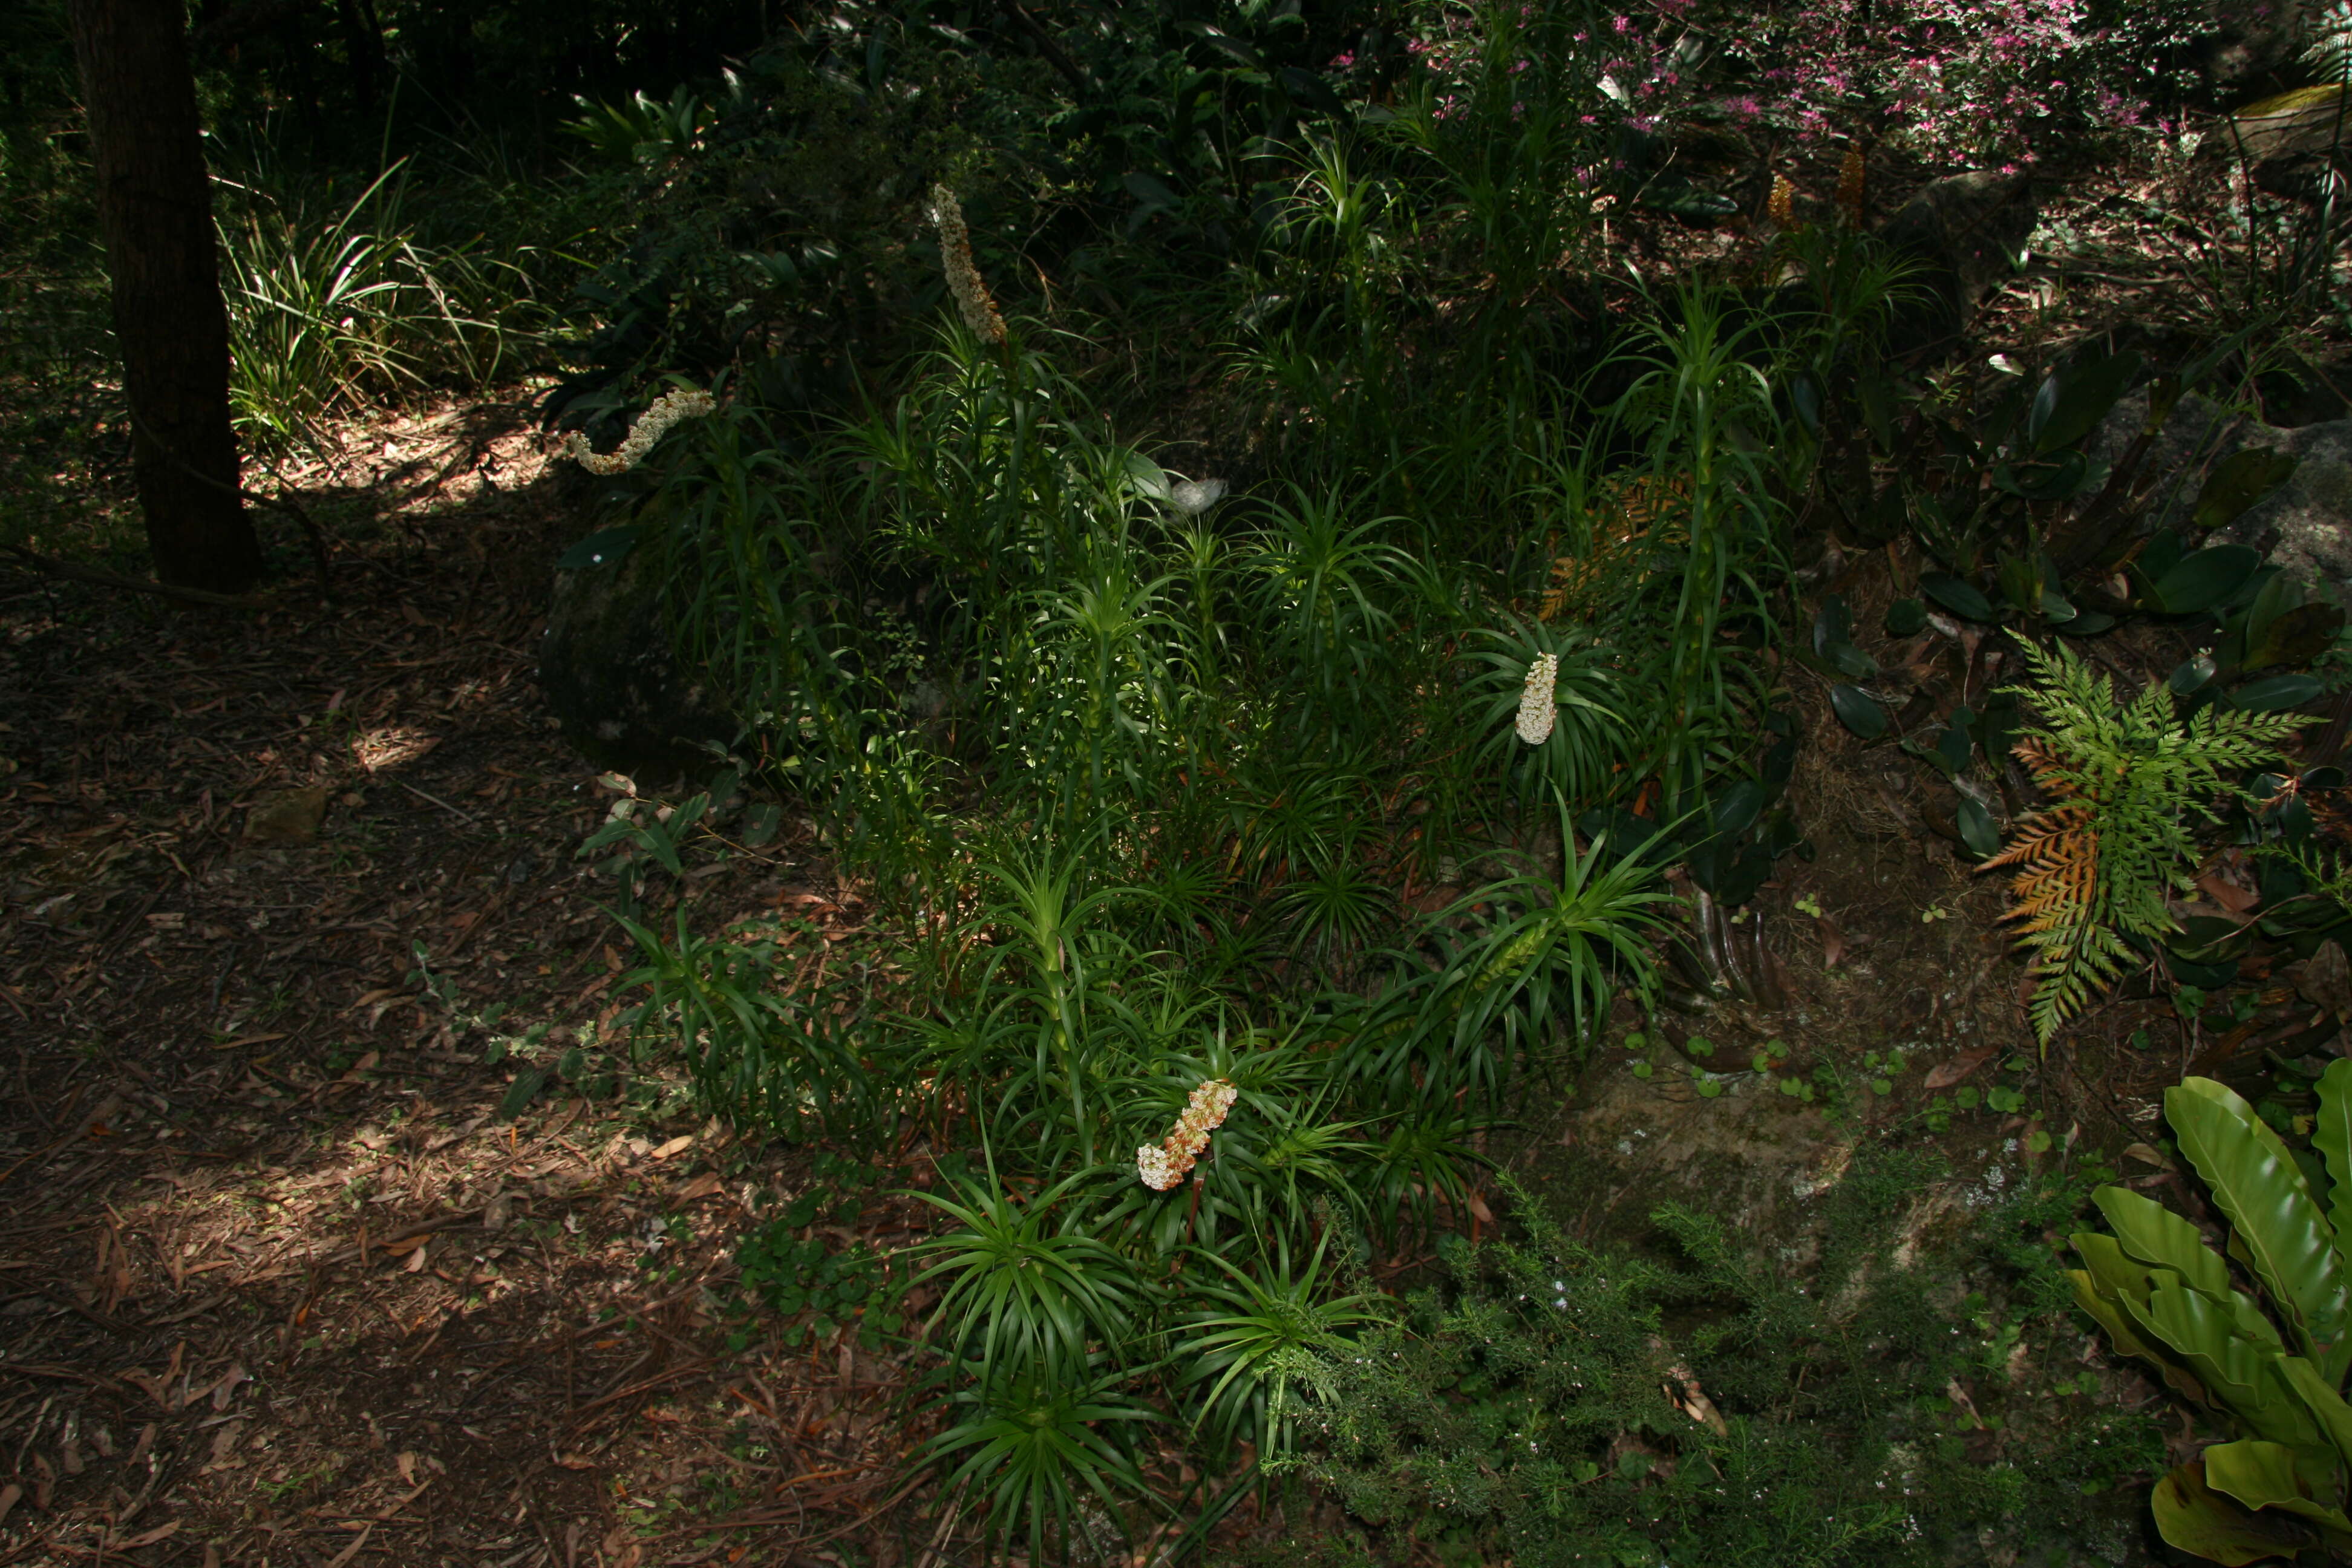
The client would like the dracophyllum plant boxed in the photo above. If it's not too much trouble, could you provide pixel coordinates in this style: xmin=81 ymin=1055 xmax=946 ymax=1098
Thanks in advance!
xmin=1614 ymin=284 xmax=1787 ymax=820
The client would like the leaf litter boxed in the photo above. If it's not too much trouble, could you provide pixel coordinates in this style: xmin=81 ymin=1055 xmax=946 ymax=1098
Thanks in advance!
xmin=0 ymin=393 xmax=957 ymax=1568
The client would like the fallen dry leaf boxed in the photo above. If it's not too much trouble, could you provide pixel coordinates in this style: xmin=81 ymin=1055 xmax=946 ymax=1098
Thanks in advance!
xmin=1815 ymin=913 xmax=1847 ymax=968
xmin=2195 ymin=873 xmax=2260 ymax=916
xmin=1922 ymin=1044 xmax=2000 ymax=1091
xmin=324 ymin=1523 xmax=372 ymax=1567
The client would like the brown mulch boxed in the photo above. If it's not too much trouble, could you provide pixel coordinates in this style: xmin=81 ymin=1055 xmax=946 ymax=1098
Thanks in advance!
xmin=0 ymin=398 xmax=952 ymax=1568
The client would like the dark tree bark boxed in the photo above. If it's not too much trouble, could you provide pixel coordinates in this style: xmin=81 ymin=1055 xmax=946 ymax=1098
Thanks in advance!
xmin=69 ymin=0 xmax=263 ymax=595
xmin=334 ymin=0 xmax=385 ymax=116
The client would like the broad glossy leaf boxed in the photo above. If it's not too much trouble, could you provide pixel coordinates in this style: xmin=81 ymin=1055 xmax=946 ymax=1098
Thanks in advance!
xmin=1861 ymin=482 xmax=1912 ymax=544
xmin=2230 ymin=673 xmax=2324 ymax=713
xmin=1859 ymin=373 xmax=1895 ymax=451
xmin=2194 ymin=448 xmax=2300 ymax=533
xmin=2071 ymin=1249 xmax=2212 ymax=1403
xmin=1971 ymin=693 xmax=2021 ymax=763
xmin=1936 ymin=723 xmax=1973 ymax=775
xmin=1996 ymin=449 xmax=2092 ymax=499
xmin=2169 ymin=1078 xmax=2350 ymax=1367
xmin=1828 ymin=640 xmax=1878 ymax=679
xmin=2205 ymin=1436 xmax=2352 ymax=1539
xmin=2031 ymin=350 xmax=2143 ymax=455
xmin=2318 ymin=1060 xmax=2352 ymax=1290
xmin=1122 ymin=171 xmax=1183 ymax=211
xmin=2054 ymin=610 xmax=2118 ymax=636
xmin=2278 ymin=1353 xmax=2352 ymax=1460
xmin=1638 ymin=183 xmax=1740 ymax=221
xmin=1278 ymin=67 xmax=1348 ymax=116
xmin=2097 ymin=1186 xmax=2237 ymax=1301
xmin=2140 ymin=528 xmax=2189 ymax=583
xmin=1884 ymin=597 xmax=1927 ymax=637
xmin=1789 ymin=374 xmax=1822 ymax=435
xmin=1196 ymin=31 xmax=1267 ymax=70
xmin=1920 ymin=570 xmax=1995 ymax=622
xmin=2155 ymin=546 xmax=2263 ymax=615
xmin=2244 ymin=603 xmax=2347 ymax=672
xmin=1830 ymin=684 xmax=1887 ymax=739
xmin=1122 ymin=450 xmax=1172 ymax=502
xmin=1955 ymin=794 xmax=1999 ymax=858
xmin=2206 ymin=1439 xmax=2328 ymax=1514
xmin=2172 ymin=953 xmax=2243 ymax=988
xmin=2152 ymin=1460 xmax=2318 ymax=1566
xmin=1997 ymin=554 xmax=2040 ymax=615
xmin=1710 ymin=779 xmax=1766 ymax=838
xmin=1812 ymin=595 xmax=1852 ymax=656
xmin=2171 ymin=653 xmax=2220 ymax=694
xmin=2174 ymin=915 xmax=2254 ymax=966
xmin=498 ymin=1065 xmax=549 ymax=1120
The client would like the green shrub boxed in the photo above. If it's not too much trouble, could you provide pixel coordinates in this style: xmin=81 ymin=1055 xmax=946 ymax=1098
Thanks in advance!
xmin=1289 ymin=1164 xmax=2164 ymax=1567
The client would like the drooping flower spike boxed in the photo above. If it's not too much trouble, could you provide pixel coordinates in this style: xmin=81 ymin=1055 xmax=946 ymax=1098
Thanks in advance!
xmin=558 ymin=387 xmax=717 ymax=475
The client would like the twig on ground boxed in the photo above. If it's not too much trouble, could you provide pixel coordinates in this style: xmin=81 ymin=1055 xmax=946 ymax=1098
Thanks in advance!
xmin=2 ymin=546 xmax=266 ymax=611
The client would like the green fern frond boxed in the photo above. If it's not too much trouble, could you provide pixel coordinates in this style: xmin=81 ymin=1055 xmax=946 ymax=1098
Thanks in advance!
xmin=1987 ymin=639 xmax=2311 ymax=1048
xmin=2308 ymin=1 xmax=2352 ymax=85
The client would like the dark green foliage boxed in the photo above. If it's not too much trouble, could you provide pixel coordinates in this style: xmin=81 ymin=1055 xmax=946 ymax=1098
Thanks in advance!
xmin=1289 ymin=1164 xmax=2166 ymax=1567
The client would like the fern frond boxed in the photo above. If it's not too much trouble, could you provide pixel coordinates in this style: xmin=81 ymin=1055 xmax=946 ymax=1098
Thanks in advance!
xmin=1984 ymin=638 xmax=2311 ymax=1048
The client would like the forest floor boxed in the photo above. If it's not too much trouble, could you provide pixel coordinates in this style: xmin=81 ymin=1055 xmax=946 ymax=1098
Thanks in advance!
xmin=0 ymin=385 xmax=2262 ymax=1568
xmin=0 ymin=402 xmax=1007 ymax=1568
xmin=6 ymin=131 xmax=2352 ymax=1568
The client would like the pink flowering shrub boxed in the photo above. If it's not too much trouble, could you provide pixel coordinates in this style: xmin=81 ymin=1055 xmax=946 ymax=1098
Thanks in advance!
xmin=1743 ymin=0 xmax=2151 ymax=163
xmin=1397 ymin=0 xmax=2211 ymax=173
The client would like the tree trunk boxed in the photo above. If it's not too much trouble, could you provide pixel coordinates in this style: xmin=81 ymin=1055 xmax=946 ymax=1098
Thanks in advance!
xmin=69 ymin=0 xmax=263 ymax=595
xmin=335 ymin=0 xmax=385 ymax=117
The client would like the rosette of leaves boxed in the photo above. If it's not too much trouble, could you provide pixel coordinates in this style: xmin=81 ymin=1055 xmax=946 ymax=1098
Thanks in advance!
xmin=2070 ymin=1068 xmax=2352 ymax=1563
xmin=1463 ymin=616 xmax=1627 ymax=808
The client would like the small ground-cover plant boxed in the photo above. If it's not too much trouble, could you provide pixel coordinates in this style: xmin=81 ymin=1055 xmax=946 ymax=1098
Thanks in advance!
xmin=1290 ymin=1163 xmax=2163 ymax=1566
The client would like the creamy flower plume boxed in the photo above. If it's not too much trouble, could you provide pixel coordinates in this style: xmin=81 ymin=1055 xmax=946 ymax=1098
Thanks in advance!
xmin=1515 ymin=653 xmax=1560 ymax=745
xmin=1136 ymin=1078 xmax=1238 ymax=1191
xmin=558 ymin=388 xmax=717 ymax=474
xmin=927 ymin=184 xmax=1007 ymax=345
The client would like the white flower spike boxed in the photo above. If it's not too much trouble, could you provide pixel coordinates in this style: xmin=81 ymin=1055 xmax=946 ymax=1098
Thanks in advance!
xmin=1136 ymin=1077 xmax=1239 ymax=1191
xmin=1515 ymin=653 xmax=1560 ymax=745
xmin=927 ymin=184 xmax=1008 ymax=345
xmin=558 ymin=387 xmax=716 ymax=475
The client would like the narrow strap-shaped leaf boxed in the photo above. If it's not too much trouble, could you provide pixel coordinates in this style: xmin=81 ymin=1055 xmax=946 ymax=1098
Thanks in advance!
xmin=2097 ymin=1186 xmax=2239 ymax=1301
xmin=2169 ymin=1078 xmax=2350 ymax=1367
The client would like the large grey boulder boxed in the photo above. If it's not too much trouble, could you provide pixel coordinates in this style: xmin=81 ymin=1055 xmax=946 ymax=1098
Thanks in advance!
xmin=2196 ymin=0 xmax=2328 ymax=96
xmin=2091 ymin=389 xmax=2352 ymax=590
xmin=538 ymin=537 xmax=736 ymax=780
xmin=1876 ymin=171 xmax=2037 ymax=357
